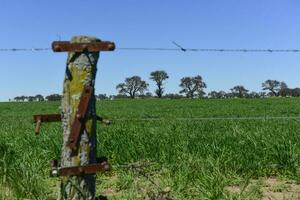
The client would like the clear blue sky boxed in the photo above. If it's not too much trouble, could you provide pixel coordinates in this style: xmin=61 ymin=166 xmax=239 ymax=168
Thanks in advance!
xmin=0 ymin=0 xmax=299 ymax=101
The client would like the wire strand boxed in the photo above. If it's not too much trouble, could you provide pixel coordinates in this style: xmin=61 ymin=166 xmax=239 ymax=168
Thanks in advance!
xmin=117 ymin=48 xmax=300 ymax=53
xmin=111 ymin=116 xmax=300 ymax=121
xmin=0 ymin=48 xmax=51 ymax=51
xmin=0 ymin=47 xmax=300 ymax=53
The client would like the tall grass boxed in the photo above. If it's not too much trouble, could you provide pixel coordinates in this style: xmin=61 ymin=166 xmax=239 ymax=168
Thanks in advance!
xmin=1 ymin=98 xmax=300 ymax=199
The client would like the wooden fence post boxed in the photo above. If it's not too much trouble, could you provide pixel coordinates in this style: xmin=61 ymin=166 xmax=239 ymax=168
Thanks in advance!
xmin=33 ymin=35 xmax=115 ymax=199
xmin=58 ymin=36 xmax=114 ymax=199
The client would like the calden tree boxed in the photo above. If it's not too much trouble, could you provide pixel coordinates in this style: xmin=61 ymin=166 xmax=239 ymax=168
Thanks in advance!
xmin=45 ymin=94 xmax=62 ymax=101
xmin=150 ymin=70 xmax=169 ymax=98
xmin=35 ymin=94 xmax=44 ymax=102
xmin=230 ymin=85 xmax=249 ymax=98
xmin=262 ymin=80 xmax=287 ymax=96
xmin=116 ymin=76 xmax=149 ymax=98
xmin=208 ymin=90 xmax=226 ymax=99
xmin=179 ymin=75 xmax=207 ymax=98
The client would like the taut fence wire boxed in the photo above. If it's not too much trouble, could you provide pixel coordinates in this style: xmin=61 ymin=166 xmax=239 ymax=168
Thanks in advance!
xmin=1 ymin=47 xmax=300 ymax=53
xmin=112 ymin=116 xmax=300 ymax=122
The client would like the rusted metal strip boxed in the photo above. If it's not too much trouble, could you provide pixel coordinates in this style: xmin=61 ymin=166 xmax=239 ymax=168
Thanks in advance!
xmin=33 ymin=114 xmax=61 ymax=135
xmin=33 ymin=114 xmax=61 ymax=122
xmin=59 ymin=162 xmax=110 ymax=176
xmin=50 ymin=159 xmax=110 ymax=177
xmin=68 ymin=85 xmax=93 ymax=150
xmin=52 ymin=41 xmax=115 ymax=52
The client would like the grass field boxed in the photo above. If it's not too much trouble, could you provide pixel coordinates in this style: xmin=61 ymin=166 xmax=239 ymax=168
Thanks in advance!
xmin=1 ymin=98 xmax=300 ymax=199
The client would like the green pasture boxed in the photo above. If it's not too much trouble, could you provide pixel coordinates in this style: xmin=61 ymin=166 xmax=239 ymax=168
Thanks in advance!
xmin=1 ymin=98 xmax=300 ymax=199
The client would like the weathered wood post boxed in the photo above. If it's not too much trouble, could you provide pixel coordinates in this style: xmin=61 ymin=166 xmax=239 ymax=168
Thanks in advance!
xmin=33 ymin=36 xmax=115 ymax=199
xmin=53 ymin=36 xmax=115 ymax=199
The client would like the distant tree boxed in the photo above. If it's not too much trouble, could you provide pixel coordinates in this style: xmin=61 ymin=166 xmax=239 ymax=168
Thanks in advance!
xmin=259 ymin=92 xmax=267 ymax=98
xmin=262 ymin=80 xmax=287 ymax=96
xmin=247 ymin=91 xmax=260 ymax=98
xmin=28 ymin=96 xmax=35 ymax=102
xmin=145 ymin=92 xmax=153 ymax=97
xmin=291 ymin=88 xmax=300 ymax=97
xmin=14 ymin=96 xmax=20 ymax=102
xmin=218 ymin=91 xmax=227 ymax=98
xmin=35 ymin=94 xmax=44 ymax=102
xmin=179 ymin=75 xmax=207 ymax=98
xmin=116 ymin=76 xmax=149 ymax=99
xmin=208 ymin=91 xmax=218 ymax=99
xmin=225 ymin=92 xmax=234 ymax=98
xmin=114 ymin=94 xmax=130 ymax=99
xmin=145 ymin=92 xmax=153 ymax=98
xmin=19 ymin=96 xmax=26 ymax=101
xmin=108 ymin=95 xmax=115 ymax=100
xmin=139 ymin=92 xmax=153 ymax=99
xmin=208 ymin=90 xmax=226 ymax=99
xmin=230 ymin=85 xmax=249 ymax=98
xmin=279 ymin=88 xmax=300 ymax=97
xmin=96 ymin=94 xmax=108 ymax=100
xmin=46 ymin=94 xmax=62 ymax=101
xmin=150 ymin=70 xmax=169 ymax=98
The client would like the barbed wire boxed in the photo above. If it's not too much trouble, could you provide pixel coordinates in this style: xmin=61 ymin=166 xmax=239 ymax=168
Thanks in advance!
xmin=117 ymin=48 xmax=300 ymax=53
xmin=111 ymin=116 xmax=300 ymax=122
xmin=0 ymin=48 xmax=51 ymax=51
xmin=0 ymin=47 xmax=300 ymax=53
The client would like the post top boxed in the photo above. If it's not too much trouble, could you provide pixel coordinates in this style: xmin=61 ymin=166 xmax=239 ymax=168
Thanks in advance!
xmin=52 ymin=36 xmax=115 ymax=52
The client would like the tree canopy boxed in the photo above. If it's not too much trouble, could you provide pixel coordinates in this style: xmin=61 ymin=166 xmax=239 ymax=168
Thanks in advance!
xmin=230 ymin=85 xmax=249 ymax=98
xmin=116 ymin=76 xmax=149 ymax=98
xmin=179 ymin=75 xmax=207 ymax=98
xmin=150 ymin=70 xmax=169 ymax=98
xmin=262 ymin=80 xmax=287 ymax=96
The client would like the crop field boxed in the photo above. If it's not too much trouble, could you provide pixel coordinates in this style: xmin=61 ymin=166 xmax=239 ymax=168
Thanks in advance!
xmin=1 ymin=98 xmax=300 ymax=199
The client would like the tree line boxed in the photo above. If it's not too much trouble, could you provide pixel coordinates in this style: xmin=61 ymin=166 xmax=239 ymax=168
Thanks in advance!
xmin=13 ymin=94 xmax=61 ymax=102
xmin=114 ymin=71 xmax=300 ymax=99
xmin=12 ymin=71 xmax=300 ymax=101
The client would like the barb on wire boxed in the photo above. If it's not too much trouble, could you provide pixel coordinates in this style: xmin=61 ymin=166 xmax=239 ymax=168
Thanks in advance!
xmin=172 ymin=41 xmax=186 ymax=52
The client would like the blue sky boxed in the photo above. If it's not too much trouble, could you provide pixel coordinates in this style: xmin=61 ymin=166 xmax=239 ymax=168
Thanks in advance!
xmin=0 ymin=0 xmax=299 ymax=101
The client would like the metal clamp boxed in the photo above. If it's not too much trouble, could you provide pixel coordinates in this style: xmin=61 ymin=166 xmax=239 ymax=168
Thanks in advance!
xmin=33 ymin=114 xmax=61 ymax=135
xmin=33 ymin=113 xmax=110 ymax=135
xmin=50 ymin=157 xmax=110 ymax=177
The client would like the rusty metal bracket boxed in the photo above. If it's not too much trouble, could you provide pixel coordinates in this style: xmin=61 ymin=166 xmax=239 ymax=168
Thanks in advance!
xmin=33 ymin=114 xmax=61 ymax=135
xmin=68 ymin=85 xmax=93 ymax=150
xmin=52 ymin=41 xmax=115 ymax=52
xmin=33 ymin=113 xmax=110 ymax=135
xmin=50 ymin=157 xmax=110 ymax=177
xmin=33 ymin=114 xmax=111 ymax=135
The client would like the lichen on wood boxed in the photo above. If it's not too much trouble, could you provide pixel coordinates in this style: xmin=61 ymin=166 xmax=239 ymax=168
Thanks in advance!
xmin=59 ymin=36 xmax=100 ymax=200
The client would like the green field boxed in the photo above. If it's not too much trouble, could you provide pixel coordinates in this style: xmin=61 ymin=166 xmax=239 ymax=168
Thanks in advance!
xmin=1 ymin=98 xmax=300 ymax=199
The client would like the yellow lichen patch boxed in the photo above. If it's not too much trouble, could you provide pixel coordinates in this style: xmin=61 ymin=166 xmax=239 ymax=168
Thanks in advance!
xmin=85 ymin=120 xmax=93 ymax=136
xmin=72 ymin=156 xmax=81 ymax=166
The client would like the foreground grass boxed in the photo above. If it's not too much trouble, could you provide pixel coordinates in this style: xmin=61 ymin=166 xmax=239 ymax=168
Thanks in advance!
xmin=1 ymin=98 xmax=300 ymax=199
